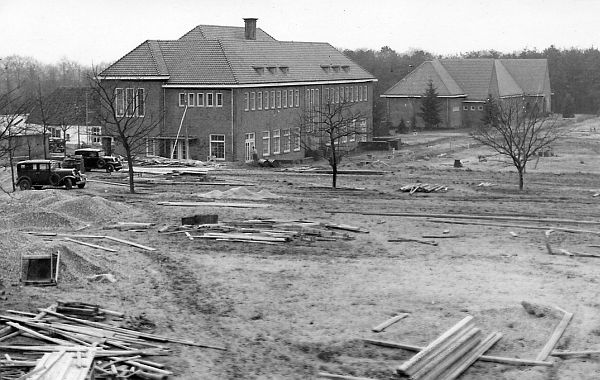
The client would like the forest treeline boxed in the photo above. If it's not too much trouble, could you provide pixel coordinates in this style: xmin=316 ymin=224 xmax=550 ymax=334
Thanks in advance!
xmin=2 ymin=45 xmax=600 ymax=127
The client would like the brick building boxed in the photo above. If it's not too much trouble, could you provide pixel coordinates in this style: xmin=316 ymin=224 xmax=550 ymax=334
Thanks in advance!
xmin=381 ymin=59 xmax=551 ymax=129
xmin=99 ymin=19 xmax=376 ymax=162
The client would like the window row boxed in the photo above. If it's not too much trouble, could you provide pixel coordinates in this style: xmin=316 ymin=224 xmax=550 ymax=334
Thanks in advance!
xmin=244 ymin=89 xmax=300 ymax=111
xmin=179 ymin=92 xmax=223 ymax=108
xmin=324 ymin=85 xmax=368 ymax=104
xmin=261 ymin=128 xmax=301 ymax=156
xmin=145 ymin=134 xmax=226 ymax=161
xmin=115 ymin=88 xmax=145 ymax=117
xmin=463 ymin=105 xmax=484 ymax=111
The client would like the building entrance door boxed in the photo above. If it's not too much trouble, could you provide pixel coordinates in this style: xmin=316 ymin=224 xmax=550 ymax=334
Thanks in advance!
xmin=245 ymin=133 xmax=255 ymax=162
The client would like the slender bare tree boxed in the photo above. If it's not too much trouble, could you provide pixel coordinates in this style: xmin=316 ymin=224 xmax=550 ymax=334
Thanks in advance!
xmin=471 ymin=96 xmax=562 ymax=190
xmin=297 ymin=97 xmax=368 ymax=188
xmin=89 ymin=67 xmax=163 ymax=193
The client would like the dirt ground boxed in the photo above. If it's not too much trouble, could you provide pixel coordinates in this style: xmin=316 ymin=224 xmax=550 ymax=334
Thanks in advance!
xmin=1 ymin=116 xmax=600 ymax=379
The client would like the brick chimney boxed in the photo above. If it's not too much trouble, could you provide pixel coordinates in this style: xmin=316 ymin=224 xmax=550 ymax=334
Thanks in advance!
xmin=244 ymin=18 xmax=257 ymax=40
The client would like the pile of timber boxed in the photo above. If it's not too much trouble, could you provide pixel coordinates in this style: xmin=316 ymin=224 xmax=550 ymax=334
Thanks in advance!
xmin=395 ymin=316 xmax=501 ymax=380
xmin=0 ymin=302 xmax=225 ymax=380
xmin=159 ymin=219 xmax=368 ymax=244
xmin=400 ymin=183 xmax=448 ymax=194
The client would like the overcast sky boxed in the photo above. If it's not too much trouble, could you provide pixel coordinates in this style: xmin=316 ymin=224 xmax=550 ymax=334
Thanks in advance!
xmin=1 ymin=0 xmax=599 ymax=65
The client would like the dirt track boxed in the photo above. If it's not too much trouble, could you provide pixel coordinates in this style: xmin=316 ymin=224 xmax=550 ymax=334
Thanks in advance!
xmin=1 ymin=116 xmax=600 ymax=379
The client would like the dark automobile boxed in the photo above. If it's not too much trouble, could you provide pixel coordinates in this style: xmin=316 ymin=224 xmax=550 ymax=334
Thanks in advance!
xmin=74 ymin=148 xmax=123 ymax=172
xmin=16 ymin=160 xmax=87 ymax=190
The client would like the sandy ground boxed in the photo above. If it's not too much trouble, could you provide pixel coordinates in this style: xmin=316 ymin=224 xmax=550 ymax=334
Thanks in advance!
xmin=1 ymin=116 xmax=600 ymax=379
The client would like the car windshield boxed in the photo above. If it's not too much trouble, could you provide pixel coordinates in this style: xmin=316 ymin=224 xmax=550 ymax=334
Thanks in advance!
xmin=50 ymin=161 xmax=61 ymax=169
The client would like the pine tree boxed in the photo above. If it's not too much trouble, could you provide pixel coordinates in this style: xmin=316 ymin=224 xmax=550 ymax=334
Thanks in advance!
xmin=418 ymin=80 xmax=442 ymax=128
xmin=481 ymin=94 xmax=499 ymax=127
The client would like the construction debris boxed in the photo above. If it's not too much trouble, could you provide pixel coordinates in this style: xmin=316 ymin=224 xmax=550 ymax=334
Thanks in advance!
xmin=25 ymin=232 xmax=157 ymax=252
xmin=544 ymin=230 xmax=600 ymax=258
xmin=159 ymin=219 xmax=366 ymax=244
xmin=0 ymin=302 xmax=225 ymax=379
xmin=371 ymin=313 xmax=409 ymax=333
xmin=388 ymin=237 xmax=438 ymax=246
xmin=20 ymin=251 xmax=60 ymax=286
xmin=400 ymin=183 xmax=448 ymax=194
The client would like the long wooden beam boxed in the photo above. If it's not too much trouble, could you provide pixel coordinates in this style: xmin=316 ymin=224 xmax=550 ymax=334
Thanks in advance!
xmin=362 ymin=339 xmax=553 ymax=366
xmin=536 ymin=309 xmax=574 ymax=361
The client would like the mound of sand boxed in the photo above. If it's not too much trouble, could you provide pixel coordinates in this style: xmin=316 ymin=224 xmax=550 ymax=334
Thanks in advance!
xmin=47 ymin=195 xmax=131 ymax=223
xmin=196 ymin=187 xmax=280 ymax=200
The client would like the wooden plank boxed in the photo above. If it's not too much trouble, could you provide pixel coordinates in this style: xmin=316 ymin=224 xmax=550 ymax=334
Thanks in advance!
xmin=371 ymin=313 xmax=409 ymax=333
xmin=551 ymin=350 xmax=600 ymax=357
xmin=414 ymin=327 xmax=482 ymax=380
xmin=318 ymin=372 xmax=380 ymax=380
xmin=439 ymin=332 xmax=503 ymax=380
xmin=388 ymin=238 xmax=438 ymax=246
xmin=429 ymin=219 xmax=600 ymax=235
xmin=362 ymin=339 xmax=553 ymax=366
xmin=63 ymin=237 xmax=118 ymax=252
xmin=157 ymin=201 xmax=268 ymax=208
xmin=536 ymin=309 xmax=574 ymax=361
xmin=396 ymin=316 xmax=474 ymax=375
xmin=104 ymin=236 xmax=157 ymax=251
xmin=5 ymin=322 xmax=71 ymax=346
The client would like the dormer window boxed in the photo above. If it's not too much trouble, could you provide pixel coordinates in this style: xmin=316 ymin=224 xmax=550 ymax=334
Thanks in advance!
xmin=279 ymin=66 xmax=289 ymax=74
xmin=253 ymin=66 xmax=264 ymax=75
xmin=341 ymin=65 xmax=350 ymax=72
xmin=266 ymin=66 xmax=276 ymax=74
xmin=320 ymin=65 xmax=331 ymax=73
xmin=331 ymin=65 xmax=340 ymax=72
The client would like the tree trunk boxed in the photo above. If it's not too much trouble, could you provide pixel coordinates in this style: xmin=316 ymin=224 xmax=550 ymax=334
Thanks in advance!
xmin=124 ymin=148 xmax=135 ymax=194
xmin=332 ymin=164 xmax=337 ymax=189
xmin=518 ymin=167 xmax=524 ymax=190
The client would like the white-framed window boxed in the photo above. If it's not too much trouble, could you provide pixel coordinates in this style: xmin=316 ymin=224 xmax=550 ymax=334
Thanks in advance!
xmin=293 ymin=127 xmax=301 ymax=151
xmin=145 ymin=137 xmax=157 ymax=156
xmin=276 ymin=90 xmax=282 ymax=108
xmin=471 ymin=105 xmax=476 ymax=111
xmin=270 ymin=91 xmax=275 ymax=109
xmin=92 ymin=127 xmax=102 ymax=144
xmin=355 ymin=86 xmax=359 ymax=102
xmin=188 ymin=93 xmax=196 ymax=107
xmin=359 ymin=119 xmax=367 ymax=142
xmin=335 ymin=87 xmax=340 ymax=104
xmin=115 ymin=88 xmax=125 ymax=116
xmin=452 ymin=106 xmax=460 ymax=112
xmin=250 ymin=92 xmax=256 ymax=110
xmin=306 ymin=89 xmax=310 ymax=107
xmin=364 ymin=85 xmax=368 ymax=101
xmin=136 ymin=88 xmax=145 ymax=117
xmin=341 ymin=124 xmax=348 ymax=144
xmin=257 ymin=91 xmax=263 ymax=110
xmin=207 ymin=93 xmax=214 ymax=107
xmin=262 ymin=131 xmax=270 ymax=156
xmin=50 ymin=127 xmax=61 ymax=138
xmin=294 ymin=89 xmax=299 ymax=107
xmin=216 ymin=93 xmax=223 ymax=107
xmin=197 ymin=93 xmax=204 ymax=107
xmin=349 ymin=120 xmax=356 ymax=142
xmin=273 ymin=129 xmax=280 ymax=154
xmin=478 ymin=105 xmax=484 ymax=110
xmin=283 ymin=90 xmax=288 ymax=108
xmin=125 ymin=88 xmax=135 ymax=116
xmin=264 ymin=91 xmax=270 ymax=109
xmin=178 ymin=93 xmax=186 ymax=107
xmin=244 ymin=92 xmax=249 ymax=111
xmin=209 ymin=134 xmax=226 ymax=160
xmin=463 ymin=105 xmax=469 ymax=110
xmin=359 ymin=86 xmax=363 ymax=102
xmin=289 ymin=90 xmax=294 ymax=107
xmin=324 ymin=88 xmax=330 ymax=104
xmin=282 ymin=129 xmax=291 ymax=153
xmin=315 ymin=89 xmax=319 ymax=107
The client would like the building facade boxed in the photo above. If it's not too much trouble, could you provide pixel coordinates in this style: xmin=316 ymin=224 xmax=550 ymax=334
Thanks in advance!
xmin=99 ymin=19 xmax=376 ymax=162
xmin=381 ymin=59 xmax=552 ymax=130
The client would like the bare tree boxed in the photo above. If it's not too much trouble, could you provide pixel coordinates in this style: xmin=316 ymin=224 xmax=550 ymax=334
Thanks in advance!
xmin=297 ymin=97 xmax=368 ymax=188
xmin=89 ymin=68 xmax=163 ymax=193
xmin=0 ymin=89 xmax=33 ymax=191
xmin=471 ymin=96 xmax=562 ymax=190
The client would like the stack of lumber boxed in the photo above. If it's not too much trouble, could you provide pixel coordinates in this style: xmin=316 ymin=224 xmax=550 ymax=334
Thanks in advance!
xmin=0 ymin=302 xmax=225 ymax=379
xmin=159 ymin=219 xmax=367 ymax=244
xmin=400 ymin=183 xmax=448 ymax=194
xmin=396 ymin=316 xmax=501 ymax=380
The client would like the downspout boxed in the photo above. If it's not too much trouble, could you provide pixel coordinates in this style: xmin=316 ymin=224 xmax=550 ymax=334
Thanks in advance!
xmin=231 ymin=89 xmax=235 ymax=161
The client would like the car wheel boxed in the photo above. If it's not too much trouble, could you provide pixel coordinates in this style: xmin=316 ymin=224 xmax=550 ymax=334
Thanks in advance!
xmin=77 ymin=183 xmax=86 ymax=189
xmin=64 ymin=178 xmax=73 ymax=190
xmin=49 ymin=173 xmax=61 ymax=186
xmin=97 ymin=158 xmax=106 ymax=168
xmin=106 ymin=164 xmax=114 ymax=172
xmin=18 ymin=179 xmax=32 ymax=191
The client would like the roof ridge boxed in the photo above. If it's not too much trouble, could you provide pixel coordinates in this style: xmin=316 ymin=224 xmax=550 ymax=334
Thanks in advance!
xmin=217 ymin=40 xmax=239 ymax=84
xmin=148 ymin=40 xmax=169 ymax=76
xmin=432 ymin=60 xmax=464 ymax=95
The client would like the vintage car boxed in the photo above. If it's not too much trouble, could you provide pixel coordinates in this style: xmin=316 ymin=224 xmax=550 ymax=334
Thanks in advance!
xmin=73 ymin=148 xmax=123 ymax=172
xmin=16 ymin=160 xmax=86 ymax=190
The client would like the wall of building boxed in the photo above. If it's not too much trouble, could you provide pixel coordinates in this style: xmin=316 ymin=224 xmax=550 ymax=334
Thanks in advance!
xmin=387 ymin=97 xmax=464 ymax=129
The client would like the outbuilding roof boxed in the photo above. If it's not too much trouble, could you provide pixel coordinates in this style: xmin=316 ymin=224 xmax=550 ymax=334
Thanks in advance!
xmin=382 ymin=58 xmax=549 ymax=100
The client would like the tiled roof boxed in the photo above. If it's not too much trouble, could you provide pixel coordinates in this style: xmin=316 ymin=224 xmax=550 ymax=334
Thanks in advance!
xmin=179 ymin=24 xmax=277 ymax=42
xmin=382 ymin=61 xmax=465 ymax=97
xmin=100 ymin=39 xmax=375 ymax=85
xmin=383 ymin=58 xmax=549 ymax=100
xmin=26 ymin=87 xmax=100 ymax=126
